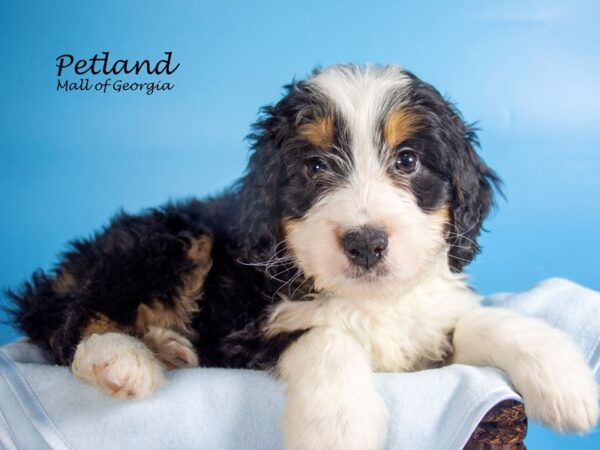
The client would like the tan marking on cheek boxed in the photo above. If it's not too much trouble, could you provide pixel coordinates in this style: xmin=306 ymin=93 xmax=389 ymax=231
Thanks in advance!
xmin=432 ymin=206 xmax=452 ymax=245
xmin=83 ymin=314 xmax=122 ymax=337
xmin=384 ymin=108 xmax=421 ymax=149
xmin=280 ymin=218 xmax=299 ymax=253
xmin=298 ymin=115 xmax=334 ymax=148
xmin=280 ymin=218 xmax=321 ymax=291
xmin=433 ymin=206 xmax=450 ymax=222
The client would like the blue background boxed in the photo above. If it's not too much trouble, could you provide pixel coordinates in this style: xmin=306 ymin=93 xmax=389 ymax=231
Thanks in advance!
xmin=1 ymin=0 xmax=599 ymax=448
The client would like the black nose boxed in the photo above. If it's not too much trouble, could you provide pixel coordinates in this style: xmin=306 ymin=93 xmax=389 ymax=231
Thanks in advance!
xmin=341 ymin=227 xmax=388 ymax=270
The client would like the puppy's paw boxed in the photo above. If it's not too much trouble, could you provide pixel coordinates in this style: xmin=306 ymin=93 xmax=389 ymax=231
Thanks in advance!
xmin=72 ymin=332 xmax=165 ymax=400
xmin=514 ymin=344 xmax=599 ymax=433
xmin=143 ymin=326 xmax=199 ymax=369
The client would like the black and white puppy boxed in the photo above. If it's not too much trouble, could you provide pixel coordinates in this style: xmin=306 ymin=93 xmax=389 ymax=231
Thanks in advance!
xmin=8 ymin=64 xmax=598 ymax=449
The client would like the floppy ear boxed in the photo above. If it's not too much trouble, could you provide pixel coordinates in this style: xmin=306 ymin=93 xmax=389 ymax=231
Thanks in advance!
xmin=448 ymin=127 xmax=500 ymax=271
xmin=236 ymin=110 xmax=284 ymax=262
xmin=404 ymin=74 xmax=501 ymax=272
xmin=235 ymin=83 xmax=302 ymax=262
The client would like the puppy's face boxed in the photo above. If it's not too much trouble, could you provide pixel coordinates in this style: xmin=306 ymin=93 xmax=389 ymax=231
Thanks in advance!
xmin=244 ymin=65 xmax=497 ymax=297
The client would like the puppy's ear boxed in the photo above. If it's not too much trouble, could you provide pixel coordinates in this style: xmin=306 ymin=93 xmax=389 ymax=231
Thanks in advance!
xmin=448 ymin=126 xmax=501 ymax=271
xmin=405 ymin=75 xmax=501 ymax=272
xmin=236 ymin=83 xmax=301 ymax=261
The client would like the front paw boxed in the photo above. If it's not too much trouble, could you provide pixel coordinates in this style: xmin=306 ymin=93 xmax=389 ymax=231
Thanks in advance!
xmin=72 ymin=332 xmax=165 ymax=399
xmin=516 ymin=352 xmax=599 ymax=432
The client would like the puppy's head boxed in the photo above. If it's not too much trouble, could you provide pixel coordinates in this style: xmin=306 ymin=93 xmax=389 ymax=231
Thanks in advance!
xmin=240 ymin=65 xmax=499 ymax=297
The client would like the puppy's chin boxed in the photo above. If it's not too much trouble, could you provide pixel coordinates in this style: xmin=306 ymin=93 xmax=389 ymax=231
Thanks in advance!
xmin=313 ymin=272 xmax=400 ymax=299
xmin=344 ymin=264 xmax=390 ymax=282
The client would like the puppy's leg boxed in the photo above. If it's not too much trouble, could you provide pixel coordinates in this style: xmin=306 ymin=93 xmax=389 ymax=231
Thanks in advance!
xmin=453 ymin=307 xmax=599 ymax=432
xmin=72 ymin=304 xmax=202 ymax=398
xmin=69 ymin=233 xmax=210 ymax=397
xmin=8 ymin=204 xmax=213 ymax=399
xmin=278 ymin=326 xmax=387 ymax=450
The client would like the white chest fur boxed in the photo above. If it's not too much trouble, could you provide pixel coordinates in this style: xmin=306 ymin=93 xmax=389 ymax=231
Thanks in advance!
xmin=266 ymin=270 xmax=479 ymax=372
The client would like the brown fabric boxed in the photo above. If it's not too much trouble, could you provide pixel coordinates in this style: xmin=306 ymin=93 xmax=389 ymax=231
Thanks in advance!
xmin=463 ymin=400 xmax=527 ymax=450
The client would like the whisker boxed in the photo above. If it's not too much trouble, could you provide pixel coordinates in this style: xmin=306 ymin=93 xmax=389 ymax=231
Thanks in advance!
xmin=272 ymin=269 xmax=304 ymax=301
xmin=447 ymin=254 xmax=472 ymax=264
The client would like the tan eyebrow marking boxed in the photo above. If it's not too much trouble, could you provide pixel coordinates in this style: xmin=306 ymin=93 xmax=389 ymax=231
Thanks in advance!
xmin=298 ymin=114 xmax=335 ymax=149
xmin=383 ymin=108 xmax=421 ymax=149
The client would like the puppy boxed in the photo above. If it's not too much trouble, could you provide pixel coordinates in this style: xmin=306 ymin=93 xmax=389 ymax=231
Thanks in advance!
xmin=7 ymin=64 xmax=598 ymax=449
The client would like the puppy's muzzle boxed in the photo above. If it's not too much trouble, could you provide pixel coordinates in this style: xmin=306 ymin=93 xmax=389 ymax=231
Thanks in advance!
xmin=341 ymin=227 xmax=388 ymax=270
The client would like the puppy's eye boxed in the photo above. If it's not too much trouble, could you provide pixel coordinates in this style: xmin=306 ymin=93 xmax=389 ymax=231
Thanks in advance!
xmin=395 ymin=148 xmax=418 ymax=173
xmin=306 ymin=157 xmax=329 ymax=177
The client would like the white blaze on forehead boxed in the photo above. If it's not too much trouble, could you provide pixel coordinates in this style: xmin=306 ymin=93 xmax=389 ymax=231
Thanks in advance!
xmin=309 ymin=65 xmax=411 ymax=133
xmin=308 ymin=65 xmax=411 ymax=222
